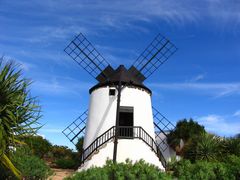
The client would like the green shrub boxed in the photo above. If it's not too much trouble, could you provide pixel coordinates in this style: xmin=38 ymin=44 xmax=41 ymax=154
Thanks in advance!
xmin=51 ymin=145 xmax=80 ymax=169
xmin=55 ymin=158 xmax=77 ymax=169
xmin=65 ymin=159 xmax=172 ymax=180
xmin=51 ymin=145 xmax=74 ymax=159
xmin=19 ymin=135 xmax=52 ymax=158
xmin=212 ymin=162 xmax=234 ymax=180
xmin=223 ymin=155 xmax=240 ymax=179
xmin=11 ymin=146 xmax=52 ymax=180
xmin=172 ymin=158 xmax=239 ymax=180
xmin=222 ymin=138 xmax=240 ymax=156
xmin=171 ymin=159 xmax=193 ymax=179
xmin=190 ymin=161 xmax=217 ymax=180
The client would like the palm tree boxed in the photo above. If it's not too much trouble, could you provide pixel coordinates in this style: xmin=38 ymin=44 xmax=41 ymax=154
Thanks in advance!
xmin=0 ymin=57 xmax=41 ymax=179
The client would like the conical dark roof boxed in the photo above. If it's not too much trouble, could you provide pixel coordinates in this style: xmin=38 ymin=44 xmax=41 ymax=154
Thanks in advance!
xmin=89 ymin=65 xmax=151 ymax=94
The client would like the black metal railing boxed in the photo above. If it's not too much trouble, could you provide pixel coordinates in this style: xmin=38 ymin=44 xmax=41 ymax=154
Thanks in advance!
xmin=81 ymin=126 xmax=166 ymax=168
xmin=82 ymin=126 xmax=115 ymax=162
xmin=119 ymin=126 xmax=133 ymax=138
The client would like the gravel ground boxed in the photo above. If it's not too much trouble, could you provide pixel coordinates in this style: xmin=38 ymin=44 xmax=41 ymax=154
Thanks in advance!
xmin=48 ymin=168 xmax=75 ymax=180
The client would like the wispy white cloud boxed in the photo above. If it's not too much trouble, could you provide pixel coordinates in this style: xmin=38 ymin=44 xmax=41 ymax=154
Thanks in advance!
xmin=55 ymin=0 xmax=240 ymax=28
xmin=2 ymin=0 xmax=240 ymax=43
xmin=187 ymin=74 xmax=206 ymax=83
xmin=149 ymin=82 xmax=240 ymax=97
xmin=32 ymin=81 xmax=73 ymax=95
xmin=17 ymin=60 xmax=36 ymax=71
xmin=233 ymin=110 xmax=240 ymax=117
xmin=197 ymin=114 xmax=240 ymax=136
xmin=24 ymin=25 xmax=88 ymax=44
xmin=32 ymin=76 xmax=93 ymax=96
xmin=2 ymin=55 xmax=36 ymax=71
xmin=198 ymin=114 xmax=224 ymax=124
xmin=1 ymin=0 xmax=240 ymax=72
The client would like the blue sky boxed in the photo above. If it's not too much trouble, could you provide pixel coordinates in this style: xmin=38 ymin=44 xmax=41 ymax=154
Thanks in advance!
xmin=1 ymin=0 xmax=240 ymax=149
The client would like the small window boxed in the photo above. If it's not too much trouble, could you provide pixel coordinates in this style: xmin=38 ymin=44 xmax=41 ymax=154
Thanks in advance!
xmin=109 ymin=89 xmax=116 ymax=96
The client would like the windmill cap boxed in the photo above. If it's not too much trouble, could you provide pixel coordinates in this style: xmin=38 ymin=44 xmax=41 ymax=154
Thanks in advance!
xmin=89 ymin=65 xmax=151 ymax=94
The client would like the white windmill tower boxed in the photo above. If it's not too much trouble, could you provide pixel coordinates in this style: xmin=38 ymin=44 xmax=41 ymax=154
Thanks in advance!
xmin=62 ymin=33 xmax=177 ymax=170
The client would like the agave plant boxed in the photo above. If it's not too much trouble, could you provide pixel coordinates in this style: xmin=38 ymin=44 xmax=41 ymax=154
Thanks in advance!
xmin=183 ymin=132 xmax=223 ymax=162
xmin=0 ymin=57 xmax=41 ymax=179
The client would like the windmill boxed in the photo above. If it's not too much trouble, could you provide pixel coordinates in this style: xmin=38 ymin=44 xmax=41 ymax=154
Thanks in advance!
xmin=62 ymin=33 xmax=177 ymax=170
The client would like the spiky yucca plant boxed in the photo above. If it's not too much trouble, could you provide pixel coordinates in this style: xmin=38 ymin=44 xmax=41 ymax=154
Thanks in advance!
xmin=0 ymin=57 xmax=41 ymax=179
xmin=183 ymin=133 xmax=222 ymax=162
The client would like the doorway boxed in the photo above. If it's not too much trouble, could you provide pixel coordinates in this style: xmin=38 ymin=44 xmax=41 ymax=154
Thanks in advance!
xmin=119 ymin=106 xmax=133 ymax=138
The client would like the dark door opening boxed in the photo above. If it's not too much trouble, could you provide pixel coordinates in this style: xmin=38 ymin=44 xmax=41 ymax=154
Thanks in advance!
xmin=119 ymin=106 xmax=133 ymax=138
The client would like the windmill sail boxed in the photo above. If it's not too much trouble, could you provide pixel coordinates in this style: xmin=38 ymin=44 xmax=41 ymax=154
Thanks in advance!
xmin=62 ymin=110 xmax=88 ymax=145
xmin=130 ymin=33 xmax=177 ymax=81
xmin=64 ymin=33 xmax=111 ymax=81
xmin=152 ymin=107 xmax=175 ymax=151
xmin=62 ymin=32 xmax=178 ymax=170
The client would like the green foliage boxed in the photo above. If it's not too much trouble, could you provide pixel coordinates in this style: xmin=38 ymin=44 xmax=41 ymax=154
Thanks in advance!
xmin=183 ymin=133 xmax=222 ymax=162
xmin=168 ymin=120 xmax=240 ymax=179
xmin=65 ymin=159 xmax=172 ymax=180
xmin=76 ymin=137 xmax=84 ymax=154
xmin=50 ymin=145 xmax=79 ymax=169
xmin=20 ymin=135 xmax=52 ymax=158
xmin=55 ymin=158 xmax=77 ymax=169
xmin=222 ymin=137 xmax=240 ymax=156
xmin=17 ymin=137 xmax=80 ymax=169
xmin=171 ymin=156 xmax=240 ymax=180
xmin=0 ymin=156 xmax=20 ymax=179
xmin=171 ymin=159 xmax=194 ymax=179
xmin=0 ymin=146 xmax=52 ymax=180
xmin=10 ymin=146 xmax=52 ymax=180
xmin=167 ymin=119 xmax=205 ymax=154
xmin=51 ymin=145 xmax=74 ymax=159
xmin=223 ymin=155 xmax=240 ymax=179
xmin=166 ymin=156 xmax=178 ymax=171
xmin=0 ymin=57 xmax=41 ymax=179
xmin=235 ymin=133 xmax=240 ymax=139
xmin=183 ymin=133 xmax=240 ymax=162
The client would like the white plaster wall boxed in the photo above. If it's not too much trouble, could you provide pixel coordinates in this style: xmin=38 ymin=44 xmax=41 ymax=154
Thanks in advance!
xmin=84 ymin=86 xmax=155 ymax=149
xmin=80 ymin=139 xmax=164 ymax=171
xmin=80 ymin=140 xmax=114 ymax=170
xmin=82 ymin=85 xmax=164 ymax=170
xmin=83 ymin=87 xmax=117 ymax=149
xmin=117 ymin=139 xmax=164 ymax=170
xmin=120 ymin=87 xmax=155 ymax=138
